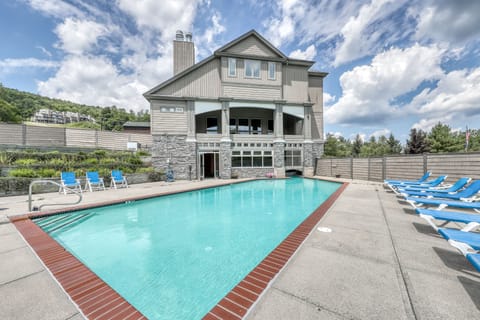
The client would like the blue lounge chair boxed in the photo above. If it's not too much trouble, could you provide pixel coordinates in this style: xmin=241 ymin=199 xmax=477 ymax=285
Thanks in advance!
xmin=390 ymin=175 xmax=448 ymax=194
xmin=405 ymin=197 xmax=480 ymax=212
xmin=110 ymin=170 xmax=128 ymax=189
xmin=438 ymin=229 xmax=480 ymax=272
xmin=384 ymin=171 xmax=431 ymax=185
xmin=59 ymin=171 xmax=82 ymax=195
xmin=401 ymin=180 xmax=480 ymax=201
xmin=85 ymin=171 xmax=106 ymax=192
xmin=415 ymin=208 xmax=480 ymax=232
xmin=397 ymin=177 xmax=470 ymax=193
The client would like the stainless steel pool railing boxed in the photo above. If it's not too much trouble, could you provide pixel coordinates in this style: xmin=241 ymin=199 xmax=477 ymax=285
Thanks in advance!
xmin=28 ymin=180 xmax=82 ymax=212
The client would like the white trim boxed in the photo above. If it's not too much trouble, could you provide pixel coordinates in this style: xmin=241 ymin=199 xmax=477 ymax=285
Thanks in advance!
xmin=228 ymin=57 xmax=237 ymax=77
xmin=268 ymin=62 xmax=276 ymax=80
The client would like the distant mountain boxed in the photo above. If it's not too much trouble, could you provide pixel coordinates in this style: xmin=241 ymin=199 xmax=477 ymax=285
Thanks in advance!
xmin=0 ymin=84 xmax=149 ymax=131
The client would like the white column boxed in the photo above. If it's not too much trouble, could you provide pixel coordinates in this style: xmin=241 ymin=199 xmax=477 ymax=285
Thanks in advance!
xmin=274 ymin=100 xmax=285 ymax=142
xmin=220 ymin=98 xmax=231 ymax=142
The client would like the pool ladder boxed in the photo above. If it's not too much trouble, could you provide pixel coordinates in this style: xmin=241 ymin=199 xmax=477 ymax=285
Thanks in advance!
xmin=28 ymin=180 xmax=83 ymax=212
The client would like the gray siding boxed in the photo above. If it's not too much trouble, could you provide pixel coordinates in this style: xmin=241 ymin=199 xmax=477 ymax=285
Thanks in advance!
xmin=156 ymin=59 xmax=221 ymax=98
xmin=223 ymin=84 xmax=281 ymax=100
xmin=283 ymin=65 xmax=308 ymax=102
xmin=151 ymin=101 xmax=188 ymax=134
xmin=225 ymin=36 xmax=278 ymax=57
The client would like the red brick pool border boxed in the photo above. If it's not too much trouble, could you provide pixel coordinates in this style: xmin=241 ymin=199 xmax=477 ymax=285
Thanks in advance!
xmin=10 ymin=179 xmax=347 ymax=320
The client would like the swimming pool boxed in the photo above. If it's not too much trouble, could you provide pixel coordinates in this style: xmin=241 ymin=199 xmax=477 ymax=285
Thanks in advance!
xmin=34 ymin=178 xmax=341 ymax=319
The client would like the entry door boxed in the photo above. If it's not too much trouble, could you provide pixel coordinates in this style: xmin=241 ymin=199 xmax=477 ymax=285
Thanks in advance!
xmin=199 ymin=152 xmax=219 ymax=179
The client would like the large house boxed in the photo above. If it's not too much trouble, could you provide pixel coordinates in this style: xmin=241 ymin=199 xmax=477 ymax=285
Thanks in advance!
xmin=144 ymin=30 xmax=327 ymax=180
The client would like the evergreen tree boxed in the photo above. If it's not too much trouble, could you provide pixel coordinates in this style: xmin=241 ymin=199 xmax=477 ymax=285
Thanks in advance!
xmin=352 ymin=134 xmax=363 ymax=157
xmin=428 ymin=122 xmax=463 ymax=153
xmin=406 ymin=128 xmax=429 ymax=154
xmin=387 ymin=133 xmax=402 ymax=154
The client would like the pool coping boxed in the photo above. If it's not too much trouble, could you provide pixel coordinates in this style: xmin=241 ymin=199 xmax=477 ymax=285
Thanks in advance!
xmin=9 ymin=178 xmax=347 ymax=320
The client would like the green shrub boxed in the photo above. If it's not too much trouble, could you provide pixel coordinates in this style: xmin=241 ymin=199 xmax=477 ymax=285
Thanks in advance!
xmin=136 ymin=150 xmax=150 ymax=157
xmin=99 ymin=158 xmax=116 ymax=165
xmin=14 ymin=158 xmax=39 ymax=166
xmin=92 ymin=150 xmax=107 ymax=158
xmin=9 ymin=168 xmax=38 ymax=178
xmin=37 ymin=168 xmax=58 ymax=178
xmin=84 ymin=158 xmax=99 ymax=165
xmin=127 ymin=157 xmax=143 ymax=165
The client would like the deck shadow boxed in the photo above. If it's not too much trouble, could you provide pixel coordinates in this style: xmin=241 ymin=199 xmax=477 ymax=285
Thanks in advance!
xmin=432 ymin=247 xmax=480 ymax=277
xmin=458 ymin=276 xmax=480 ymax=312
xmin=412 ymin=222 xmax=439 ymax=236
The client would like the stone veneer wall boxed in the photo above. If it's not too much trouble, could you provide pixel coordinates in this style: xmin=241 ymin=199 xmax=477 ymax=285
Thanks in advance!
xmin=219 ymin=141 xmax=232 ymax=179
xmin=151 ymin=134 xmax=197 ymax=180
xmin=303 ymin=142 xmax=314 ymax=177
xmin=273 ymin=142 xmax=286 ymax=177
xmin=231 ymin=168 xmax=274 ymax=179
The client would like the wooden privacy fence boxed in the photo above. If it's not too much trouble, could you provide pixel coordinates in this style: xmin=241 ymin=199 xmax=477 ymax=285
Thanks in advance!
xmin=316 ymin=152 xmax=480 ymax=183
xmin=0 ymin=123 xmax=152 ymax=151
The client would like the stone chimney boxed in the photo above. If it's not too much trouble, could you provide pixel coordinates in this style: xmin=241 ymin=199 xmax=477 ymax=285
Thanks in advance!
xmin=173 ymin=30 xmax=195 ymax=75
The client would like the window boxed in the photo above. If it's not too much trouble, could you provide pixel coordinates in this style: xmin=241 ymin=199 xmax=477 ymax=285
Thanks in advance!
xmin=245 ymin=59 xmax=260 ymax=78
xmin=251 ymin=119 xmax=262 ymax=134
xmin=231 ymin=150 xmax=273 ymax=168
xmin=206 ymin=117 xmax=218 ymax=134
xmin=267 ymin=119 xmax=274 ymax=134
xmin=228 ymin=58 xmax=236 ymax=77
xmin=229 ymin=118 xmax=237 ymax=133
xmin=284 ymin=150 xmax=302 ymax=166
xmin=268 ymin=62 xmax=276 ymax=80
xmin=238 ymin=119 xmax=249 ymax=134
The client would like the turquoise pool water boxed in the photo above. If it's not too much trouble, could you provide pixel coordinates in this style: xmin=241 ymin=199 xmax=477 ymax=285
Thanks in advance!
xmin=35 ymin=178 xmax=340 ymax=319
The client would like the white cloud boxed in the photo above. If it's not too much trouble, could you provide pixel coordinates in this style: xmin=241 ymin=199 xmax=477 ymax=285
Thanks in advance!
xmin=37 ymin=55 xmax=149 ymax=109
xmin=370 ymin=128 xmax=391 ymax=138
xmin=414 ymin=0 xmax=480 ymax=45
xmin=195 ymin=10 xmax=226 ymax=57
xmin=333 ymin=0 xmax=409 ymax=66
xmin=323 ymin=92 xmax=335 ymax=106
xmin=55 ymin=18 xmax=107 ymax=54
xmin=326 ymin=44 xmax=445 ymax=125
xmin=289 ymin=44 xmax=316 ymax=60
xmin=25 ymin=0 xmax=84 ymax=19
xmin=117 ymin=0 xmax=199 ymax=41
xmin=409 ymin=68 xmax=480 ymax=121
xmin=0 ymin=58 xmax=59 ymax=69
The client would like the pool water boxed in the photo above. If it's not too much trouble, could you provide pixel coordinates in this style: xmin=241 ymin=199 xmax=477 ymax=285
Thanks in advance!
xmin=35 ymin=178 xmax=340 ymax=319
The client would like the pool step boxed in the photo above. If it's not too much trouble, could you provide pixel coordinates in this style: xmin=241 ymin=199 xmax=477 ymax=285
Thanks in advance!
xmin=35 ymin=212 xmax=93 ymax=233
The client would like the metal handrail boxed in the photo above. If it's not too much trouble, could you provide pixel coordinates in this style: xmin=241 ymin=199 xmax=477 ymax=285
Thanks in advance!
xmin=28 ymin=180 xmax=82 ymax=212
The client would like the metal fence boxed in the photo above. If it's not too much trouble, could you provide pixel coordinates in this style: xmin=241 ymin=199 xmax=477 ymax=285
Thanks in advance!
xmin=316 ymin=152 xmax=480 ymax=183
xmin=0 ymin=123 xmax=152 ymax=151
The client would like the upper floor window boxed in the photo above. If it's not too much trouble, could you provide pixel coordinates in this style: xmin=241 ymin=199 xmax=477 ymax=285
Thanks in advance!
xmin=206 ymin=117 xmax=218 ymax=134
xmin=228 ymin=58 xmax=236 ymax=77
xmin=245 ymin=59 xmax=261 ymax=78
xmin=268 ymin=62 xmax=276 ymax=80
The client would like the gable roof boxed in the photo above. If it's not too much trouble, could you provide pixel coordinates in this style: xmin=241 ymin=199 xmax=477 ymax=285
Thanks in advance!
xmin=144 ymin=29 xmax=316 ymax=98
xmin=214 ymin=29 xmax=288 ymax=60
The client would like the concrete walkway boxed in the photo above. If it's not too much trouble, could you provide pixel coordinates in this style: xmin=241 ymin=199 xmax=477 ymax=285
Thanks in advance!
xmin=1 ymin=179 xmax=479 ymax=319
xmin=248 ymin=180 xmax=480 ymax=319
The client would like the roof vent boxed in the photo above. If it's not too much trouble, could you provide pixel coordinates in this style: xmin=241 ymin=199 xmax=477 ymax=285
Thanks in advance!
xmin=185 ymin=32 xmax=192 ymax=42
xmin=175 ymin=30 xmax=184 ymax=41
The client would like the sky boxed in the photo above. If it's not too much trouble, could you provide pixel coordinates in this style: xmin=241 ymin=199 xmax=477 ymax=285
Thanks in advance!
xmin=0 ymin=0 xmax=479 ymax=143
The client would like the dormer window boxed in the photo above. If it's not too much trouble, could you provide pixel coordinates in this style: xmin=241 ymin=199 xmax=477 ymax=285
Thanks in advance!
xmin=245 ymin=59 xmax=260 ymax=78
xmin=228 ymin=58 xmax=236 ymax=77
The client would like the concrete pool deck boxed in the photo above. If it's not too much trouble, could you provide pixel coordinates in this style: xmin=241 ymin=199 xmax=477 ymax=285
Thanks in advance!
xmin=1 ymin=178 xmax=479 ymax=319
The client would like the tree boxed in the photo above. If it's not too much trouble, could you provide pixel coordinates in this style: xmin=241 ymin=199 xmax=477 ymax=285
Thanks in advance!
xmin=0 ymin=98 xmax=22 ymax=123
xmin=428 ymin=122 xmax=463 ymax=153
xmin=352 ymin=134 xmax=363 ymax=157
xmin=387 ymin=133 xmax=402 ymax=154
xmin=406 ymin=128 xmax=429 ymax=154
xmin=323 ymin=134 xmax=339 ymax=157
